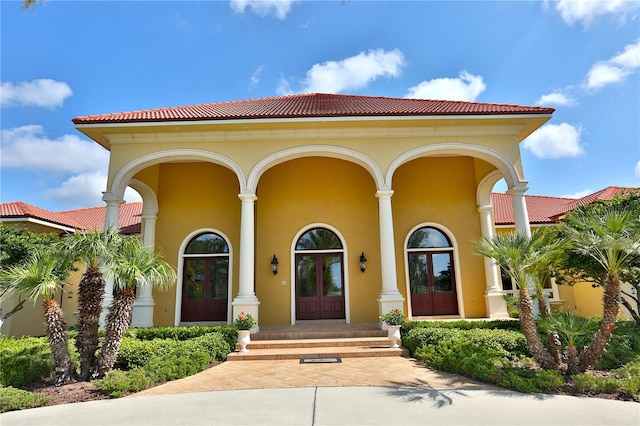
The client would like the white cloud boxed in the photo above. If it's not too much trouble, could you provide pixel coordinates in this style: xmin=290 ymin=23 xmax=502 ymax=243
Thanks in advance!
xmin=250 ymin=65 xmax=265 ymax=88
xmin=635 ymin=160 xmax=640 ymax=180
xmin=561 ymin=189 xmax=593 ymax=199
xmin=405 ymin=71 xmax=486 ymax=101
xmin=536 ymin=91 xmax=577 ymax=106
xmin=551 ymin=0 xmax=640 ymax=27
xmin=1 ymin=125 xmax=109 ymax=173
xmin=522 ymin=122 xmax=585 ymax=159
xmin=0 ymin=79 xmax=72 ymax=109
xmin=583 ymin=40 xmax=640 ymax=90
xmin=276 ymin=75 xmax=293 ymax=96
xmin=229 ymin=0 xmax=297 ymax=20
xmin=43 ymin=171 xmax=108 ymax=209
xmin=300 ymin=49 xmax=406 ymax=94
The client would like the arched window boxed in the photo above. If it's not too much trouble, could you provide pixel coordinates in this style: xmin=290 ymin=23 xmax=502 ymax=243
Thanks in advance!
xmin=407 ymin=226 xmax=458 ymax=316
xmin=181 ymin=232 xmax=229 ymax=322
xmin=294 ymin=227 xmax=345 ymax=320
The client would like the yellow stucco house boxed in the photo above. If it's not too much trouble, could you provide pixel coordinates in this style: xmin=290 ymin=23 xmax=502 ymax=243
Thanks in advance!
xmin=67 ymin=93 xmax=555 ymax=331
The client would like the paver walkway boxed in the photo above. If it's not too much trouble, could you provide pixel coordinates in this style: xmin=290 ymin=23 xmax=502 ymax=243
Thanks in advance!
xmin=131 ymin=356 xmax=483 ymax=397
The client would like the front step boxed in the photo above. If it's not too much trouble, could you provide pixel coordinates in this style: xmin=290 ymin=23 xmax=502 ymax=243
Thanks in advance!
xmin=227 ymin=336 xmax=408 ymax=361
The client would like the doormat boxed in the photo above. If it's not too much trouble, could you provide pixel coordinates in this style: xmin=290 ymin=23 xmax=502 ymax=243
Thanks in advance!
xmin=300 ymin=357 xmax=342 ymax=364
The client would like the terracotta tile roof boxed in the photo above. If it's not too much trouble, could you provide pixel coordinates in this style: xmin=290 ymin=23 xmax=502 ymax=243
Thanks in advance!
xmin=72 ymin=93 xmax=554 ymax=124
xmin=557 ymin=186 xmax=640 ymax=214
xmin=1 ymin=202 xmax=142 ymax=234
xmin=492 ymin=193 xmax=574 ymax=225
xmin=493 ymin=186 xmax=639 ymax=225
xmin=61 ymin=202 xmax=142 ymax=235
xmin=0 ymin=201 xmax=85 ymax=229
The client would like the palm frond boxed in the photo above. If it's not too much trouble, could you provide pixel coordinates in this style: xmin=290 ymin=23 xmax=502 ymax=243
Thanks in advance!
xmin=0 ymin=249 xmax=65 ymax=303
xmin=104 ymin=236 xmax=176 ymax=292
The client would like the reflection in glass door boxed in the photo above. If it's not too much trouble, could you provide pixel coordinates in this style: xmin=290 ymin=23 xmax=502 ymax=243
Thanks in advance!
xmin=296 ymin=253 xmax=344 ymax=320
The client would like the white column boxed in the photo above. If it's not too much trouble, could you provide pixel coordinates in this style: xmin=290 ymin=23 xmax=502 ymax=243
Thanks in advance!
xmin=375 ymin=190 xmax=404 ymax=329
xmin=508 ymin=185 xmax=531 ymax=238
xmin=478 ymin=205 xmax=509 ymax=319
xmin=232 ymin=193 xmax=260 ymax=332
xmin=100 ymin=192 xmax=124 ymax=327
xmin=131 ymin=214 xmax=156 ymax=327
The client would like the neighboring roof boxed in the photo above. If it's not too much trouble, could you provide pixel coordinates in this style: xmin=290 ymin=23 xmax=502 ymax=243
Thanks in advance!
xmin=493 ymin=186 xmax=640 ymax=225
xmin=0 ymin=202 xmax=142 ymax=235
xmin=72 ymin=93 xmax=555 ymax=125
xmin=63 ymin=202 xmax=142 ymax=235
xmin=0 ymin=201 xmax=85 ymax=230
xmin=556 ymin=186 xmax=639 ymax=215
xmin=492 ymin=193 xmax=574 ymax=225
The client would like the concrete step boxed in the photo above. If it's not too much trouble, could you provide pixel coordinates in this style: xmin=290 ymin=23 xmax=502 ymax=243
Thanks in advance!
xmin=251 ymin=329 xmax=387 ymax=341
xmin=227 ymin=343 xmax=407 ymax=361
xmin=243 ymin=337 xmax=390 ymax=350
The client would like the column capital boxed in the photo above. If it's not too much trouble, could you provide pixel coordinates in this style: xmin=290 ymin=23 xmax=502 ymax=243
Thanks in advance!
xmin=477 ymin=205 xmax=493 ymax=213
xmin=238 ymin=193 xmax=258 ymax=202
xmin=506 ymin=184 xmax=529 ymax=196
xmin=141 ymin=214 xmax=157 ymax=221
xmin=102 ymin=191 xmax=124 ymax=205
xmin=375 ymin=189 xmax=394 ymax=199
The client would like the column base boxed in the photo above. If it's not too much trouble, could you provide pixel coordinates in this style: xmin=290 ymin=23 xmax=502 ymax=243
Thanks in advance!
xmin=485 ymin=291 xmax=510 ymax=319
xmin=131 ymin=297 xmax=155 ymax=328
xmin=377 ymin=292 xmax=405 ymax=331
xmin=232 ymin=297 xmax=260 ymax=333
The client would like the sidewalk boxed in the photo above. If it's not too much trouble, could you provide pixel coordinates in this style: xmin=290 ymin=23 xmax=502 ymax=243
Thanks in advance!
xmin=2 ymin=357 xmax=638 ymax=425
xmin=2 ymin=386 xmax=638 ymax=425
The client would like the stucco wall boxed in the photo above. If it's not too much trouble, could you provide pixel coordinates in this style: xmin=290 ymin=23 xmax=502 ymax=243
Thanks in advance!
xmin=393 ymin=156 xmax=487 ymax=318
xmin=151 ymin=162 xmax=241 ymax=326
xmin=256 ymin=156 xmax=380 ymax=324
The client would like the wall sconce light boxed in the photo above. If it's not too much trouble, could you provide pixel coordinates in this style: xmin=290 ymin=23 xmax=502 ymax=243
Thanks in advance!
xmin=271 ymin=255 xmax=279 ymax=275
xmin=359 ymin=252 xmax=367 ymax=272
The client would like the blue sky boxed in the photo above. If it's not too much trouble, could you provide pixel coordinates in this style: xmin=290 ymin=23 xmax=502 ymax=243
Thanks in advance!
xmin=1 ymin=0 xmax=639 ymax=212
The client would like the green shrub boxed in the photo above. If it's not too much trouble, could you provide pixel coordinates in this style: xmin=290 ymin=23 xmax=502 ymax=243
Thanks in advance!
xmin=0 ymin=386 xmax=51 ymax=413
xmin=145 ymin=347 xmax=209 ymax=383
xmin=497 ymin=368 xmax=539 ymax=393
xmin=595 ymin=321 xmax=640 ymax=370
xmin=0 ymin=337 xmax=53 ymax=387
xmin=594 ymin=376 xmax=621 ymax=393
xmin=534 ymin=369 xmax=564 ymax=391
xmin=415 ymin=338 xmax=504 ymax=383
xmin=183 ymin=332 xmax=232 ymax=363
xmin=115 ymin=337 xmax=177 ymax=369
xmin=126 ymin=325 xmax=235 ymax=342
xmin=571 ymin=373 xmax=597 ymax=393
xmin=404 ymin=326 xmax=528 ymax=360
xmin=93 ymin=368 xmax=150 ymax=397
xmin=402 ymin=319 xmax=521 ymax=333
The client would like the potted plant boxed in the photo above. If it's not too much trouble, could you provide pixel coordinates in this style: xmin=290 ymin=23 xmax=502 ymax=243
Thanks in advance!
xmin=234 ymin=311 xmax=256 ymax=352
xmin=380 ymin=308 xmax=404 ymax=348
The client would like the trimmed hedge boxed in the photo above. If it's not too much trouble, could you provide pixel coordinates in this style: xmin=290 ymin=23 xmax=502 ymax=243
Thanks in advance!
xmin=403 ymin=327 xmax=530 ymax=360
xmin=402 ymin=319 xmax=521 ymax=333
xmin=0 ymin=337 xmax=53 ymax=387
xmin=0 ymin=386 xmax=51 ymax=413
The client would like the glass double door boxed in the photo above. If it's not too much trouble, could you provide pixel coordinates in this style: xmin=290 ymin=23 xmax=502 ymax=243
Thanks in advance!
xmin=408 ymin=251 xmax=458 ymax=316
xmin=295 ymin=253 xmax=345 ymax=320
xmin=181 ymin=257 xmax=228 ymax=322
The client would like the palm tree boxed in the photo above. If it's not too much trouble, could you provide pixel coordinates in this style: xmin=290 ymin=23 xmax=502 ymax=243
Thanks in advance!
xmin=562 ymin=204 xmax=640 ymax=371
xmin=1 ymin=247 xmax=76 ymax=385
xmin=64 ymin=229 xmax=121 ymax=380
xmin=97 ymin=236 xmax=176 ymax=377
xmin=476 ymin=229 xmax=566 ymax=370
xmin=538 ymin=313 xmax=599 ymax=375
